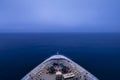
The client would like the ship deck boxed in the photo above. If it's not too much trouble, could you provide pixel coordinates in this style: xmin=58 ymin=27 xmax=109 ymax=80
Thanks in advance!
xmin=22 ymin=55 xmax=98 ymax=80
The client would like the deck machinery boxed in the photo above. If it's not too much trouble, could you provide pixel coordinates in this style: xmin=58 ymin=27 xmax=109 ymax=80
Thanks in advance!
xmin=22 ymin=53 xmax=99 ymax=80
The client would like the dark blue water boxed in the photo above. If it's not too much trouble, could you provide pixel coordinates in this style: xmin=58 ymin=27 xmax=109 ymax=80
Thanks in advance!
xmin=0 ymin=33 xmax=120 ymax=80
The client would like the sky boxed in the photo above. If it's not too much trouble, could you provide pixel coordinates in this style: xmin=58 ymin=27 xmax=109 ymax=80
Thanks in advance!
xmin=0 ymin=0 xmax=120 ymax=32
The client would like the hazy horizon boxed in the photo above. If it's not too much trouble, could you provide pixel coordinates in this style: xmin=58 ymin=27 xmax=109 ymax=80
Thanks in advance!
xmin=0 ymin=0 xmax=120 ymax=32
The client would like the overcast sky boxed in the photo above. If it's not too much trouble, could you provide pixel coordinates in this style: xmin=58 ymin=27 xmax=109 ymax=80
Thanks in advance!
xmin=0 ymin=0 xmax=120 ymax=32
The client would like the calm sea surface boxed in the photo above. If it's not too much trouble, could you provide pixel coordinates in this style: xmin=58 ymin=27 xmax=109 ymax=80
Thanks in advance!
xmin=0 ymin=33 xmax=120 ymax=80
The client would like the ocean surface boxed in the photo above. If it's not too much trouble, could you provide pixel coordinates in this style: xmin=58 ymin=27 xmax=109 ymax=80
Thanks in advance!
xmin=0 ymin=33 xmax=120 ymax=80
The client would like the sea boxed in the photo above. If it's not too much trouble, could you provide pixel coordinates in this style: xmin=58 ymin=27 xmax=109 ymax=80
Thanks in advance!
xmin=0 ymin=33 xmax=120 ymax=80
